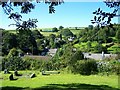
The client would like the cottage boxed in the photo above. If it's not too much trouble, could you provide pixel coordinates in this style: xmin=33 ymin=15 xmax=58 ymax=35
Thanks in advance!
xmin=68 ymin=37 xmax=75 ymax=41
xmin=83 ymin=52 xmax=117 ymax=60
xmin=48 ymin=49 xmax=57 ymax=57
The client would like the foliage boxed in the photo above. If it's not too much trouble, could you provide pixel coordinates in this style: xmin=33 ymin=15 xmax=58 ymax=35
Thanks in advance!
xmin=91 ymin=1 xmax=120 ymax=28
xmin=2 ymin=31 xmax=18 ymax=55
xmin=72 ymin=60 xmax=98 ymax=75
xmin=15 ymin=19 xmax=38 ymax=33
xmin=59 ymin=26 xmax=64 ymax=30
xmin=94 ymin=43 xmax=107 ymax=53
xmin=36 ymin=39 xmax=45 ymax=54
xmin=70 ymin=50 xmax=84 ymax=65
xmin=1 ymin=1 xmax=63 ymax=20
xmin=52 ymin=27 xmax=58 ymax=32
xmin=17 ymin=29 xmax=38 ymax=55
xmin=32 ymin=30 xmax=44 ymax=39
xmin=60 ymin=29 xmax=73 ymax=37
xmin=51 ymin=45 xmax=85 ymax=72
xmin=49 ymin=34 xmax=56 ymax=48
xmin=97 ymin=61 xmax=111 ymax=74
xmin=60 ymin=44 xmax=73 ymax=66
xmin=88 ymin=25 xmax=93 ymax=30
xmin=97 ymin=60 xmax=120 ymax=75
xmin=7 ymin=48 xmax=19 ymax=59
xmin=87 ymin=41 xmax=92 ymax=52
xmin=2 ymin=56 xmax=27 ymax=71
xmin=23 ymin=57 xmax=59 ymax=71
xmin=115 ymin=29 xmax=120 ymax=44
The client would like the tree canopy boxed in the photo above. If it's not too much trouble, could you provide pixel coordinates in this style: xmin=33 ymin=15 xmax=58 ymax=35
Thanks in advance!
xmin=91 ymin=1 xmax=120 ymax=28
xmin=60 ymin=28 xmax=73 ymax=37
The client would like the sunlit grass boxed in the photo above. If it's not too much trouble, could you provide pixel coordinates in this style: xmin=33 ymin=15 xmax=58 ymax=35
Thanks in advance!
xmin=108 ymin=43 xmax=120 ymax=53
xmin=1 ymin=71 xmax=119 ymax=89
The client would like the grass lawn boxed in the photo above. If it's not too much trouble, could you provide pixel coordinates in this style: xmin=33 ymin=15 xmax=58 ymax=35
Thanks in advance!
xmin=0 ymin=71 xmax=119 ymax=90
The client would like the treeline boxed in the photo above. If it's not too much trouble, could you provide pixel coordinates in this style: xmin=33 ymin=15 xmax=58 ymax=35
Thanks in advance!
xmin=2 ymin=45 xmax=120 ymax=75
xmin=2 ymin=24 xmax=120 ymax=56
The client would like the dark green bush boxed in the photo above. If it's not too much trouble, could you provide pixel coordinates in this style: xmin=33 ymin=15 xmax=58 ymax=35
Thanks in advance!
xmin=60 ymin=29 xmax=73 ymax=37
xmin=70 ymin=50 xmax=84 ymax=65
xmin=2 ymin=56 xmax=27 ymax=70
xmin=72 ymin=60 xmax=98 ymax=75
xmin=94 ymin=43 xmax=107 ymax=53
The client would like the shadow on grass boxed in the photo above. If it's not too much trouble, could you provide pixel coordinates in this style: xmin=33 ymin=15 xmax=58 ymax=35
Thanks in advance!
xmin=2 ymin=83 xmax=120 ymax=90
xmin=1 ymin=86 xmax=28 ymax=90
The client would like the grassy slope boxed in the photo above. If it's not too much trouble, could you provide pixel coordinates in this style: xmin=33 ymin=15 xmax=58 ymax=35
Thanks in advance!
xmin=0 ymin=71 xmax=119 ymax=89
xmin=74 ymin=41 xmax=120 ymax=53
xmin=108 ymin=44 xmax=120 ymax=53
xmin=74 ymin=41 xmax=98 ymax=52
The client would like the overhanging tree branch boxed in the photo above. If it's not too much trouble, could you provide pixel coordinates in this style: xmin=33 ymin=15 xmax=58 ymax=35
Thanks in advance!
xmin=91 ymin=1 xmax=120 ymax=28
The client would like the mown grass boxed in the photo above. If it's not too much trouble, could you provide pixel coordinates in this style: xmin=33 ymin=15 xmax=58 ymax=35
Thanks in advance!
xmin=0 ymin=71 xmax=119 ymax=90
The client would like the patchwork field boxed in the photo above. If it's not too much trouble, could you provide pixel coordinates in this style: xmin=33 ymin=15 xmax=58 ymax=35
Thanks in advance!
xmin=0 ymin=71 xmax=119 ymax=90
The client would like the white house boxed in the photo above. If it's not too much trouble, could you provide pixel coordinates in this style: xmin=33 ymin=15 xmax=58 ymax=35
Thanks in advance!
xmin=48 ymin=49 xmax=57 ymax=57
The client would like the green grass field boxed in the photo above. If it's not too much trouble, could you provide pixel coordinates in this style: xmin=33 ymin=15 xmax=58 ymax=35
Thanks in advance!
xmin=0 ymin=71 xmax=119 ymax=90
xmin=40 ymin=31 xmax=59 ymax=36
xmin=6 ymin=29 xmax=81 ymax=36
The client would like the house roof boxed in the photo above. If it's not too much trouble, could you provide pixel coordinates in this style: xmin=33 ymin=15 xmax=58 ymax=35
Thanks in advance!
xmin=84 ymin=53 xmax=117 ymax=60
xmin=48 ymin=49 xmax=57 ymax=54
xmin=24 ymin=55 xmax=51 ymax=61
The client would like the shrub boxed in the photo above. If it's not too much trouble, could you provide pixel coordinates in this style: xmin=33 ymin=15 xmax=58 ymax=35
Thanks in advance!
xmin=23 ymin=57 xmax=55 ymax=71
xmin=7 ymin=48 xmax=19 ymax=58
xmin=72 ymin=60 xmax=98 ymax=75
xmin=23 ymin=57 xmax=44 ymax=70
xmin=2 ymin=56 xmax=27 ymax=70
xmin=70 ymin=50 xmax=84 ymax=65
xmin=60 ymin=29 xmax=73 ymax=37
xmin=106 ymin=38 xmax=113 ymax=43
xmin=52 ymin=27 xmax=58 ymax=32
xmin=97 ymin=60 xmax=120 ymax=75
xmin=94 ymin=43 xmax=107 ymax=53
xmin=97 ymin=61 xmax=111 ymax=74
